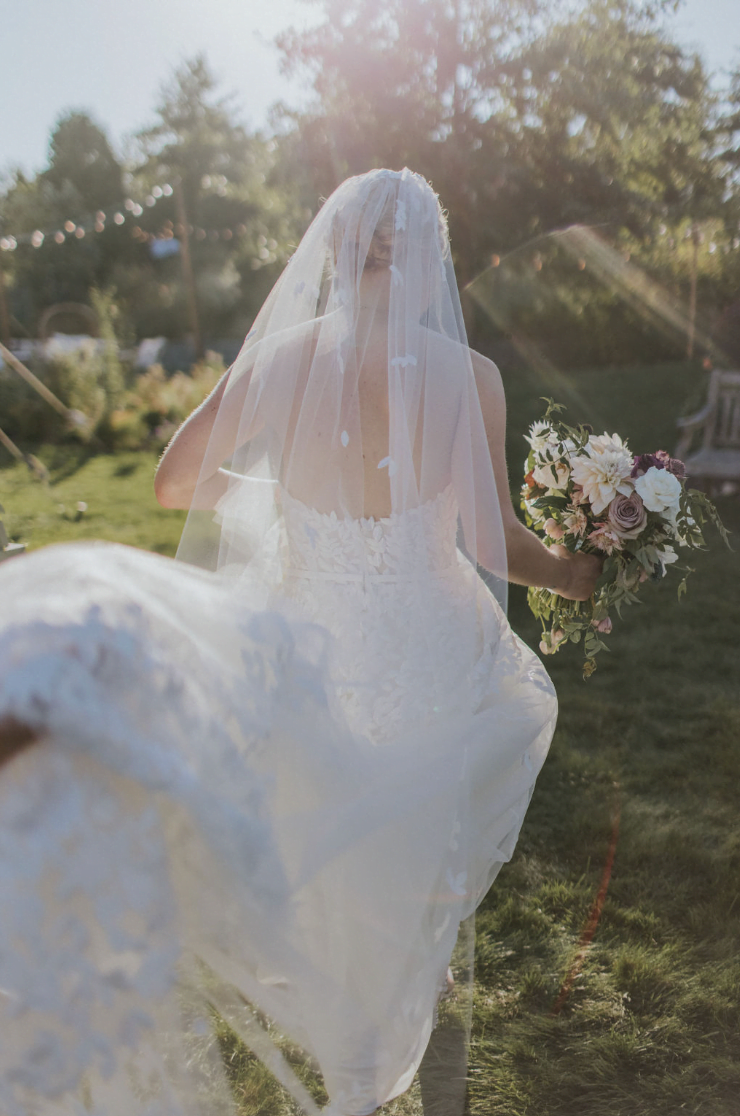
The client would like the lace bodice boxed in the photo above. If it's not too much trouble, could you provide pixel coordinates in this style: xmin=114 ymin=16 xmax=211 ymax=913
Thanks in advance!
xmin=274 ymin=485 xmax=504 ymax=745
xmin=279 ymin=485 xmax=460 ymax=581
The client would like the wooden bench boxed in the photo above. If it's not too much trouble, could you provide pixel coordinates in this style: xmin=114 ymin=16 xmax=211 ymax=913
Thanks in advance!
xmin=676 ymin=369 xmax=740 ymax=494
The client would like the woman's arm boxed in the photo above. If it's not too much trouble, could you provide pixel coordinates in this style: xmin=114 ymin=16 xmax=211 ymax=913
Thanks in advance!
xmin=471 ymin=351 xmax=601 ymax=602
xmin=154 ymin=366 xmax=258 ymax=510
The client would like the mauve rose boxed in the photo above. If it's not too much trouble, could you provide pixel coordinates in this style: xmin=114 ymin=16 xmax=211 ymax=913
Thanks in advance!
xmin=607 ymin=491 xmax=647 ymax=539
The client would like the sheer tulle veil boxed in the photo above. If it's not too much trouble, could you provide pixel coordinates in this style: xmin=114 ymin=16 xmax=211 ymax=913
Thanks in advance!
xmin=0 ymin=170 xmax=558 ymax=1116
xmin=171 ymin=168 xmax=516 ymax=1113
xmin=177 ymin=167 xmax=508 ymax=607
xmin=0 ymin=170 xmax=541 ymax=1116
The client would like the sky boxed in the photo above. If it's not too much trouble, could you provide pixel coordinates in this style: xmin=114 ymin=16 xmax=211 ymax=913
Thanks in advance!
xmin=1 ymin=0 xmax=739 ymax=178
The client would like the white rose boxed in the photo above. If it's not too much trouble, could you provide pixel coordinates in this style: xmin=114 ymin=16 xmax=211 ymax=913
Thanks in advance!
xmin=634 ymin=466 xmax=682 ymax=513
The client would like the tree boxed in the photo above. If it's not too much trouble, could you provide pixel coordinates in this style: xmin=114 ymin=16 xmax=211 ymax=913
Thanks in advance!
xmin=135 ymin=56 xmax=303 ymax=348
xmin=42 ymin=111 xmax=124 ymax=212
xmin=0 ymin=114 xmax=130 ymax=336
xmin=276 ymin=0 xmax=545 ymax=284
xmin=274 ymin=0 xmax=728 ymax=299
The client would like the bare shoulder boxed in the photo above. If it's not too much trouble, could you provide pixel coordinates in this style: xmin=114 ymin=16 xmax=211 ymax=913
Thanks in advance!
xmin=469 ymin=349 xmax=505 ymax=413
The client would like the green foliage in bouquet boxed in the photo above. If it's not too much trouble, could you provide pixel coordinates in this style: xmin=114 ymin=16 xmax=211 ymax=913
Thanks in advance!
xmin=522 ymin=400 xmax=729 ymax=678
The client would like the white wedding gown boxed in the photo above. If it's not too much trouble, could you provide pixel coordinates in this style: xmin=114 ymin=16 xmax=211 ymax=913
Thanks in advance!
xmin=0 ymin=482 xmax=556 ymax=1116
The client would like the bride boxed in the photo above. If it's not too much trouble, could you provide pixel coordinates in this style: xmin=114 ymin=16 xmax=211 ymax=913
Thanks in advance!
xmin=0 ymin=169 xmax=599 ymax=1116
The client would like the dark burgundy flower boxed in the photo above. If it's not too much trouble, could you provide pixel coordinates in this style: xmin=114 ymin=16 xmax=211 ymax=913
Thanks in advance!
xmin=631 ymin=451 xmax=686 ymax=480
xmin=631 ymin=453 xmax=663 ymax=478
xmin=654 ymin=450 xmax=686 ymax=479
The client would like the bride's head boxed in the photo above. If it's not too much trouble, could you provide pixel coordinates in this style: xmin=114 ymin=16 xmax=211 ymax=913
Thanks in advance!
xmin=327 ymin=169 xmax=450 ymax=288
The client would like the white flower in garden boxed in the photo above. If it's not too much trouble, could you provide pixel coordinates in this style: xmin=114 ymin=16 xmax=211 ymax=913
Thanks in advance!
xmin=634 ymin=466 xmax=682 ymax=513
xmin=531 ymin=461 xmax=571 ymax=492
xmin=570 ymin=449 xmax=633 ymax=515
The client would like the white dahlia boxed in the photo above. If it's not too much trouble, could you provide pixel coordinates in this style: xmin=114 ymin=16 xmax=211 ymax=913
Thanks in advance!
xmin=587 ymin=432 xmax=631 ymax=458
xmin=570 ymin=449 xmax=633 ymax=514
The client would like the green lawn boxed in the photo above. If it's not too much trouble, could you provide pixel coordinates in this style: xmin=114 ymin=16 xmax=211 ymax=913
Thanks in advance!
xmin=1 ymin=359 xmax=738 ymax=1115
xmin=1 ymin=446 xmax=186 ymax=556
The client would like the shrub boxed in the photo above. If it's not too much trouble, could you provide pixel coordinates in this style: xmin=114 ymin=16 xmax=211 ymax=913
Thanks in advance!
xmin=108 ymin=351 xmax=225 ymax=451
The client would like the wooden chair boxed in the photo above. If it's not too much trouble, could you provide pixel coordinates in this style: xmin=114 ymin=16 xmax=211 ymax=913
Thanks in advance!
xmin=676 ymin=369 xmax=740 ymax=494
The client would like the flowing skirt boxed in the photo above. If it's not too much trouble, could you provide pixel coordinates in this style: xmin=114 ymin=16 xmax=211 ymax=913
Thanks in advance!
xmin=0 ymin=540 xmax=556 ymax=1115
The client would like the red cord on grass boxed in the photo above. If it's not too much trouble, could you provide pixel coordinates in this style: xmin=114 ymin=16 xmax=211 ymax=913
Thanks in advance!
xmin=551 ymin=783 xmax=621 ymax=1015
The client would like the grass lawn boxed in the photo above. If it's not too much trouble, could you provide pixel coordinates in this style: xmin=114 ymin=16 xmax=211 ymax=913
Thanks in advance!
xmin=1 ymin=445 xmax=186 ymax=556
xmin=1 ymin=359 xmax=738 ymax=1115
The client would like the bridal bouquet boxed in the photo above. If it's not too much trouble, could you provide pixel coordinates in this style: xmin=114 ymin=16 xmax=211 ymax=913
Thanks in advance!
xmin=521 ymin=401 xmax=728 ymax=677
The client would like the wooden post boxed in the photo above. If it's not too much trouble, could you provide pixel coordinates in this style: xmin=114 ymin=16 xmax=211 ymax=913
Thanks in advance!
xmin=687 ymin=222 xmax=700 ymax=360
xmin=0 ymin=341 xmax=71 ymax=418
xmin=173 ymin=179 xmax=204 ymax=361
xmin=0 ymin=266 xmax=11 ymax=348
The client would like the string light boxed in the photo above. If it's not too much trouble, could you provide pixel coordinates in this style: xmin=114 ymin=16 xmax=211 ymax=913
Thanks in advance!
xmin=0 ymin=181 xmax=253 ymax=253
xmin=0 ymin=181 xmax=175 ymax=248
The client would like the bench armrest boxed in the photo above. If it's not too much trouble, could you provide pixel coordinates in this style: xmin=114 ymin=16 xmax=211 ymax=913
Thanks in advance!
xmin=676 ymin=402 xmax=713 ymax=430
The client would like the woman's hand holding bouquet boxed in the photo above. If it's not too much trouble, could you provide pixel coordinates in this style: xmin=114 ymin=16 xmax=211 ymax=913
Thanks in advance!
xmin=522 ymin=400 xmax=729 ymax=677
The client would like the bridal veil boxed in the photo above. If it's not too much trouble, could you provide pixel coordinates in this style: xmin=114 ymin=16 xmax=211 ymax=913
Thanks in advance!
xmin=0 ymin=169 xmax=556 ymax=1116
